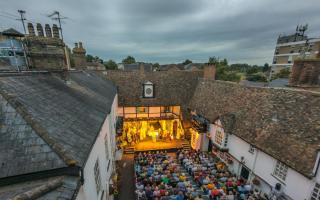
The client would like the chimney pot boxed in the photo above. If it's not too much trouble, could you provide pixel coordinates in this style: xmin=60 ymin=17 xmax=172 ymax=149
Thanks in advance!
xmin=36 ymin=23 xmax=44 ymax=37
xmin=52 ymin=24 xmax=60 ymax=39
xmin=44 ymin=24 xmax=52 ymax=37
xmin=27 ymin=23 xmax=35 ymax=36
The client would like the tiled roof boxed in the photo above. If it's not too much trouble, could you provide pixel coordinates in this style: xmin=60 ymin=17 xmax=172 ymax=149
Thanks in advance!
xmin=105 ymin=70 xmax=320 ymax=178
xmin=105 ymin=70 xmax=203 ymax=107
xmin=189 ymin=80 xmax=320 ymax=178
xmin=0 ymin=71 xmax=117 ymax=178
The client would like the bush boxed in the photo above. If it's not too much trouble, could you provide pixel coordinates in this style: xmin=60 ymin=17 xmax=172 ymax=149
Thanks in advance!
xmin=247 ymin=73 xmax=268 ymax=82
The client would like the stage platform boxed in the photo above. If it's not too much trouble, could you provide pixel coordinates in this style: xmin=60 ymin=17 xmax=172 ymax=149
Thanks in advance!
xmin=125 ymin=139 xmax=191 ymax=153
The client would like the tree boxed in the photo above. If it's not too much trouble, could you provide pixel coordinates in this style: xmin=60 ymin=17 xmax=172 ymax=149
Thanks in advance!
xmin=94 ymin=56 xmax=103 ymax=64
xmin=221 ymin=58 xmax=228 ymax=66
xmin=262 ymin=63 xmax=270 ymax=72
xmin=208 ymin=57 xmax=219 ymax=65
xmin=86 ymin=54 xmax=94 ymax=62
xmin=152 ymin=63 xmax=160 ymax=71
xmin=247 ymin=73 xmax=268 ymax=82
xmin=104 ymin=59 xmax=118 ymax=70
xmin=276 ymin=68 xmax=291 ymax=78
xmin=122 ymin=56 xmax=136 ymax=64
xmin=182 ymin=59 xmax=192 ymax=65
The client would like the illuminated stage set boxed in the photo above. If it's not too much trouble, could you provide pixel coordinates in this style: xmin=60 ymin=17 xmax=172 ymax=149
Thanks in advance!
xmin=117 ymin=106 xmax=186 ymax=151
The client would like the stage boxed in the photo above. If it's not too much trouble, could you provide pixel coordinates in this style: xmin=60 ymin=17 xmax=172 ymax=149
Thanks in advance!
xmin=130 ymin=139 xmax=190 ymax=152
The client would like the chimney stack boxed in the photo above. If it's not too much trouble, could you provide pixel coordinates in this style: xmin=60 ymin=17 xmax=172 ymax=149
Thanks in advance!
xmin=203 ymin=64 xmax=216 ymax=80
xmin=74 ymin=42 xmax=78 ymax=48
xmin=44 ymin=24 xmax=52 ymax=37
xmin=36 ymin=23 xmax=44 ymax=37
xmin=27 ymin=23 xmax=35 ymax=36
xmin=79 ymin=42 xmax=84 ymax=49
xmin=52 ymin=24 xmax=60 ymax=38
xmin=139 ymin=63 xmax=145 ymax=74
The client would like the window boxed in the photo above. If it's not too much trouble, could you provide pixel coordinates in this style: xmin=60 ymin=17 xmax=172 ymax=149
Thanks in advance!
xmin=136 ymin=107 xmax=148 ymax=114
xmin=161 ymin=106 xmax=172 ymax=113
xmin=248 ymin=145 xmax=255 ymax=154
xmin=143 ymin=81 xmax=154 ymax=98
xmin=215 ymin=130 xmax=223 ymax=146
xmin=273 ymin=161 xmax=288 ymax=181
xmin=311 ymin=183 xmax=320 ymax=200
xmin=105 ymin=134 xmax=109 ymax=160
xmin=94 ymin=160 xmax=102 ymax=194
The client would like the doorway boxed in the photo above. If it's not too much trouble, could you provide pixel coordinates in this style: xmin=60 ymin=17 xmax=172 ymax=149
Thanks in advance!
xmin=208 ymin=138 xmax=213 ymax=152
xmin=240 ymin=165 xmax=250 ymax=180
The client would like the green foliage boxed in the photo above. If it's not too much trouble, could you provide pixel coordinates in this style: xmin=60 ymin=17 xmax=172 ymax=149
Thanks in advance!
xmin=247 ymin=73 xmax=268 ymax=82
xmin=104 ymin=59 xmax=118 ymax=70
xmin=182 ymin=59 xmax=192 ymax=65
xmin=152 ymin=63 xmax=160 ymax=71
xmin=122 ymin=56 xmax=136 ymax=64
xmin=262 ymin=63 xmax=270 ymax=72
xmin=274 ymin=68 xmax=291 ymax=79
xmin=246 ymin=66 xmax=260 ymax=75
xmin=86 ymin=54 xmax=94 ymax=62
xmin=94 ymin=56 xmax=103 ymax=64
xmin=208 ymin=57 xmax=228 ymax=67
xmin=217 ymin=71 xmax=241 ymax=82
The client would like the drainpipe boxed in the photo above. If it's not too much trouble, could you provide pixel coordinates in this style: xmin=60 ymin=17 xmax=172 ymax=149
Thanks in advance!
xmin=249 ymin=148 xmax=259 ymax=182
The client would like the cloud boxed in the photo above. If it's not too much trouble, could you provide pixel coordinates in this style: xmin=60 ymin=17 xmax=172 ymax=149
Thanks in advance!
xmin=1 ymin=0 xmax=319 ymax=64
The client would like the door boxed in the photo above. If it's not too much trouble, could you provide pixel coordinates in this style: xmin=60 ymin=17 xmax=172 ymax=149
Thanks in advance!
xmin=208 ymin=138 xmax=213 ymax=152
xmin=240 ymin=165 xmax=250 ymax=180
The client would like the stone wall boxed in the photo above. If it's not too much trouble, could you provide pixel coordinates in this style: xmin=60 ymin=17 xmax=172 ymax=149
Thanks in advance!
xmin=25 ymin=36 xmax=65 ymax=70
xmin=289 ymin=59 xmax=320 ymax=86
xmin=72 ymin=42 xmax=86 ymax=69
xmin=25 ymin=23 xmax=66 ymax=70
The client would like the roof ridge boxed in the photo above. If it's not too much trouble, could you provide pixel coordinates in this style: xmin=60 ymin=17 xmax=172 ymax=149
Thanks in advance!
xmin=11 ymin=177 xmax=64 ymax=200
xmin=0 ymin=90 xmax=78 ymax=167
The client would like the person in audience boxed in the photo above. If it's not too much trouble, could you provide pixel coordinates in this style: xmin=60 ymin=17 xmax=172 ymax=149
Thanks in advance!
xmin=134 ymin=149 xmax=266 ymax=200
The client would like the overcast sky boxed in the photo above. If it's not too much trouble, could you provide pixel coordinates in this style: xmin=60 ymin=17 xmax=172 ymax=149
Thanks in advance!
xmin=1 ymin=0 xmax=319 ymax=65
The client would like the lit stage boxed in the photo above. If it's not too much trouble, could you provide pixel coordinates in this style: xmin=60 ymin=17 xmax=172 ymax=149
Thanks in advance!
xmin=133 ymin=139 xmax=188 ymax=152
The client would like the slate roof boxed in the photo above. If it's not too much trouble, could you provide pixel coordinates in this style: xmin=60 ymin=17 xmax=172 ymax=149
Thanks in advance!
xmin=0 ymin=176 xmax=79 ymax=200
xmin=0 ymin=71 xmax=117 ymax=178
xmin=0 ymin=28 xmax=24 ymax=37
xmin=189 ymin=79 xmax=320 ymax=178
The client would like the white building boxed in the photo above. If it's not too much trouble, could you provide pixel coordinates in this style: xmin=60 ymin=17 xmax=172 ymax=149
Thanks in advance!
xmin=205 ymin=117 xmax=319 ymax=200
xmin=0 ymin=71 xmax=119 ymax=200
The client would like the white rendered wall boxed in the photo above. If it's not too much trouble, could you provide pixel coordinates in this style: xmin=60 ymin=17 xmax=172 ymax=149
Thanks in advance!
xmin=208 ymin=120 xmax=316 ymax=200
xmin=76 ymin=95 xmax=118 ymax=200
xmin=227 ymin=134 xmax=314 ymax=200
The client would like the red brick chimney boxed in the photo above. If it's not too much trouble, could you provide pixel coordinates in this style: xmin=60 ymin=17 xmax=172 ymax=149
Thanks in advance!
xmin=203 ymin=64 xmax=216 ymax=80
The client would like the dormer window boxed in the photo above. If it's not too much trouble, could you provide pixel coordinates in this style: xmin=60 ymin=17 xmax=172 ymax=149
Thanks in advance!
xmin=143 ymin=81 xmax=154 ymax=98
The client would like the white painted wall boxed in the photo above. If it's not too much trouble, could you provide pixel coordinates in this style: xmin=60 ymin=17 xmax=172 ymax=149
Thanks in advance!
xmin=208 ymin=120 xmax=317 ymax=200
xmin=76 ymin=95 xmax=118 ymax=200
xmin=228 ymin=135 xmax=315 ymax=200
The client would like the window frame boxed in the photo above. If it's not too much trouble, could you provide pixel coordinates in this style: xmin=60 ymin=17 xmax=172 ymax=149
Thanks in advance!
xmin=94 ymin=159 xmax=102 ymax=194
xmin=311 ymin=183 xmax=320 ymax=200
xmin=273 ymin=160 xmax=288 ymax=182
xmin=214 ymin=129 xmax=224 ymax=146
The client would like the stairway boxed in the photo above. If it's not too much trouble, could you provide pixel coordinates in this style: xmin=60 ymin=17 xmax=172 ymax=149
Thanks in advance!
xmin=181 ymin=141 xmax=191 ymax=151
xmin=124 ymin=146 xmax=135 ymax=154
